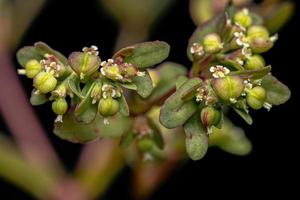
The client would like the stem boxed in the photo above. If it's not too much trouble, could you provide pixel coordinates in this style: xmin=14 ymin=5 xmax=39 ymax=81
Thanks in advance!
xmin=0 ymin=51 xmax=63 ymax=176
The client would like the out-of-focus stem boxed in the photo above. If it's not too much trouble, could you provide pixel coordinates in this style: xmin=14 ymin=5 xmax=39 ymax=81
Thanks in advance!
xmin=0 ymin=51 xmax=63 ymax=177
xmin=75 ymin=139 xmax=125 ymax=199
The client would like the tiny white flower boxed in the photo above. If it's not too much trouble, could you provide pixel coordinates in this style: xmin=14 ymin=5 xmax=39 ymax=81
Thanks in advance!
xmin=103 ymin=118 xmax=110 ymax=125
xmin=137 ymin=71 xmax=146 ymax=77
xmin=210 ymin=65 xmax=230 ymax=78
xmin=263 ymin=102 xmax=272 ymax=111
xmin=55 ymin=115 xmax=63 ymax=123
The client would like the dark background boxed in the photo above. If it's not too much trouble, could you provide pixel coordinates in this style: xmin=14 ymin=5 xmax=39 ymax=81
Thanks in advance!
xmin=1 ymin=0 xmax=299 ymax=199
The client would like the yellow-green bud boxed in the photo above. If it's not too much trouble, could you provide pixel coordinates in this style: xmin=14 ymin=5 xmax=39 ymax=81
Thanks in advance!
xmin=200 ymin=107 xmax=221 ymax=127
xmin=137 ymin=137 xmax=154 ymax=152
xmin=246 ymin=86 xmax=266 ymax=110
xmin=98 ymin=98 xmax=119 ymax=117
xmin=52 ymin=98 xmax=68 ymax=115
xmin=33 ymin=72 xmax=57 ymax=94
xmin=245 ymin=55 xmax=265 ymax=70
xmin=25 ymin=59 xmax=42 ymax=78
xmin=249 ymin=37 xmax=273 ymax=54
xmin=203 ymin=33 xmax=223 ymax=54
xmin=212 ymin=76 xmax=245 ymax=101
xmin=247 ymin=25 xmax=269 ymax=40
xmin=234 ymin=8 xmax=252 ymax=28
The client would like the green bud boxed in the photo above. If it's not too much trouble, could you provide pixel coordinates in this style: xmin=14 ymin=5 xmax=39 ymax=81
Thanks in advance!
xmin=245 ymin=55 xmax=265 ymax=70
xmin=246 ymin=86 xmax=266 ymax=110
xmin=212 ymin=76 xmax=245 ymax=101
xmin=52 ymin=98 xmax=68 ymax=115
xmin=33 ymin=72 xmax=57 ymax=94
xmin=247 ymin=25 xmax=269 ymax=40
xmin=25 ymin=59 xmax=42 ymax=78
xmin=137 ymin=137 xmax=154 ymax=152
xmin=98 ymin=98 xmax=120 ymax=117
xmin=249 ymin=37 xmax=273 ymax=54
xmin=234 ymin=8 xmax=252 ymax=28
xmin=200 ymin=106 xmax=221 ymax=127
xmin=203 ymin=33 xmax=223 ymax=54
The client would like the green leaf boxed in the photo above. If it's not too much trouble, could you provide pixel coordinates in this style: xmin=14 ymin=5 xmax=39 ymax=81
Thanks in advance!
xmin=30 ymin=90 xmax=48 ymax=106
xmin=159 ymin=78 xmax=201 ymax=129
xmin=229 ymin=66 xmax=271 ymax=79
xmin=34 ymin=42 xmax=69 ymax=66
xmin=148 ymin=62 xmax=187 ymax=102
xmin=119 ymin=95 xmax=130 ymax=116
xmin=148 ymin=118 xmax=164 ymax=149
xmin=113 ymin=41 xmax=170 ymax=68
xmin=74 ymin=82 xmax=98 ymax=124
xmin=184 ymin=113 xmax=208 ymax=161
xmin=98 ymin=114 xmax=132 ymax=138
xmin=187 ymin=14 xmax=225 ymax=61
xmin=120 ymin=82 xmax=137 ymax=90
xmin=176 ymin=76 xmax=188 ymax=90
xmin=68 ymin=77 xmax=84 ymax=99
xmin=264 ymin=2 xmax=295 ymax=34
xmin=16 ymin=46 xmax=44 ymax=67
xmin=54 ymin=110 xmax=100 ymax=143
xmin=261 ymin=75 xmax=291 ymax=105
xmin=120 ymin=131 xmax=136 ymax=148
xmin=133 ymin=70 xmax=153 ymax=98
xmin=232 ymin=107 xmax=253 ymax=125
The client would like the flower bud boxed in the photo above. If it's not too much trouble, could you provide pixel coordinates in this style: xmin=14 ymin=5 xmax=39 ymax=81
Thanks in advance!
xmin=51 ymin=84 xmax=67 ymax=98
xmin=246 ymin=86 xmax=266 ymax=110
xmin=248 ymin=37 xmax=273 ymax=54
xmin=203 ymin=33 xmax=223 ymax=54
xmin=244 ymin=55 xmax=265 ymax=70
xmin=234 ymin=8 xmax=252 ymax=28
xmin=137 ymin=137 xmax=154 ymax=152
xmin=212 ymin=76 xmax=245 ymax=101
xmin=25 ymin=59 xmax=42 ymax=78
xmin=33 ymin=72 xmax=57 ymax=94
xmin=52 ymin=98 xmax=68 ymax=115
xmin=200 ymin=106 xmax=221 ymax=127
xmin=98 ymin=98 xmax=120 ymax=117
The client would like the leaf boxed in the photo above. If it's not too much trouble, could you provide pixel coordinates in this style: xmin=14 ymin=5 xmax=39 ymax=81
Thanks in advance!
xmin=113 ymin=41 xmax=170 ymax=68
xmin=229 ymin=66 xmax=271 ymax=79
xmin=187 ymin=13 xmax=225 ymax=61
xmin=148 ymin=118 xmax=164 ymax=149
xmin=74 ymin=82 xmax=98 ymax=124
xmin=119 ymin=95 xmax=130 ymax=116
xmin=133 ymin=70 xmax=153 ymax=98
xmin=16 ymin=46 xmax=44 ymax=67
xmin=148 ymin=62 xmax=187 ymax=102
xmin=261 ymin=75 xmax=291 ymax=105
xmin=184 ymin=113 xmax=208 ymax=161
xmin=54 ymin=110 xmax=100 ymax=143
xmin=120 ymin=82 xmax=137 ymax=90
xmin=176 ymin=76 xmax=188 ymax=90
xmin=232 ymin=107 xmax=253 ymax=125
xmin=30 ymin=90 xmax=48 ymax=106
xmin=120 ymin=131 xmax=136 ymax=148
xmin=264 ymin=1 xmax=295 ymax=34
xmin=34 ymin=42 xmax=69 ymax=66
xmin=68 ymin=77 xmax=84 ymax=99
xmin=98 ymin=114 xmax=132 ymax=138
xmin=159 ymin=78 xmax=201 ymax=129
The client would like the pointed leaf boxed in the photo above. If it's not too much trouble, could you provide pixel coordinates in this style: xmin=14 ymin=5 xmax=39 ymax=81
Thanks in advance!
xmin=232 ymin=107 xmax=253 ymax=125
xmin=261 ymin=75 xmax=291 ymax=105
xmin=159 ymin=78 xmax=201 ymax=128
xmin=184 ymin=113 xmax=208 ymax=161
xmin=229 ymin=66 xmax=271 ymax=79
xmin=113 ymin=41 xmax=170 ymax=68
xmin=148 ymin=118 xmax=164 ymax=149
xmin=68 ymin=77 xmax=84 ymax=99
xmin=133 ymin=70 xmax=153 ymax=98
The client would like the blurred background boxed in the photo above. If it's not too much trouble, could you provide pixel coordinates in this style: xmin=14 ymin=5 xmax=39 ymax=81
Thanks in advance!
xmin=0 ymin=0 xmax=299 ymax=199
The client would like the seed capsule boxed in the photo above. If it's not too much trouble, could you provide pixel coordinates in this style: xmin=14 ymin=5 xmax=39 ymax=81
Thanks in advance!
xmin=200 ymin=106 xmax=221 ymax=127
xmin=203 ymin=33 xmax=223 ymax=54
xmin=25 ymin=59 xmax=42 ymax=78
xmin=212 ymin=76 xmax=245 ymax=101
xmin=52 ymin=98 xmax=68 ymax=115
xmin=246 ymin=86 xmax=267 ymax=110
xmin=33 ymin=71 xmax=57 ymax=94
xmin=245 ymin=55 xmax=265 ymax=70
xmin=98 ymin=98 xmax=120 ymax=117
xmin=234 ymin=8 xmax=252 ymax=28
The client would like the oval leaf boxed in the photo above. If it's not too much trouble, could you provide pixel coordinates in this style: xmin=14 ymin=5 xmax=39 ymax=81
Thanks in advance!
xmin=16 ymin=46 xmax=44 ymax=67
xmin=30 ymin=90 xmax=48 ymax=106
xmin=119 ymin=95 xmax=130 ymax=116
xmin=184 ymin=113 xmax=208 ymax=161
xmin=261 ymin=75 xmax=291 ymax=105
xmin=133 ymin=70 xmax=153 ymax=98
xmin=113 ymin=41 xmax=170 ymax=68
